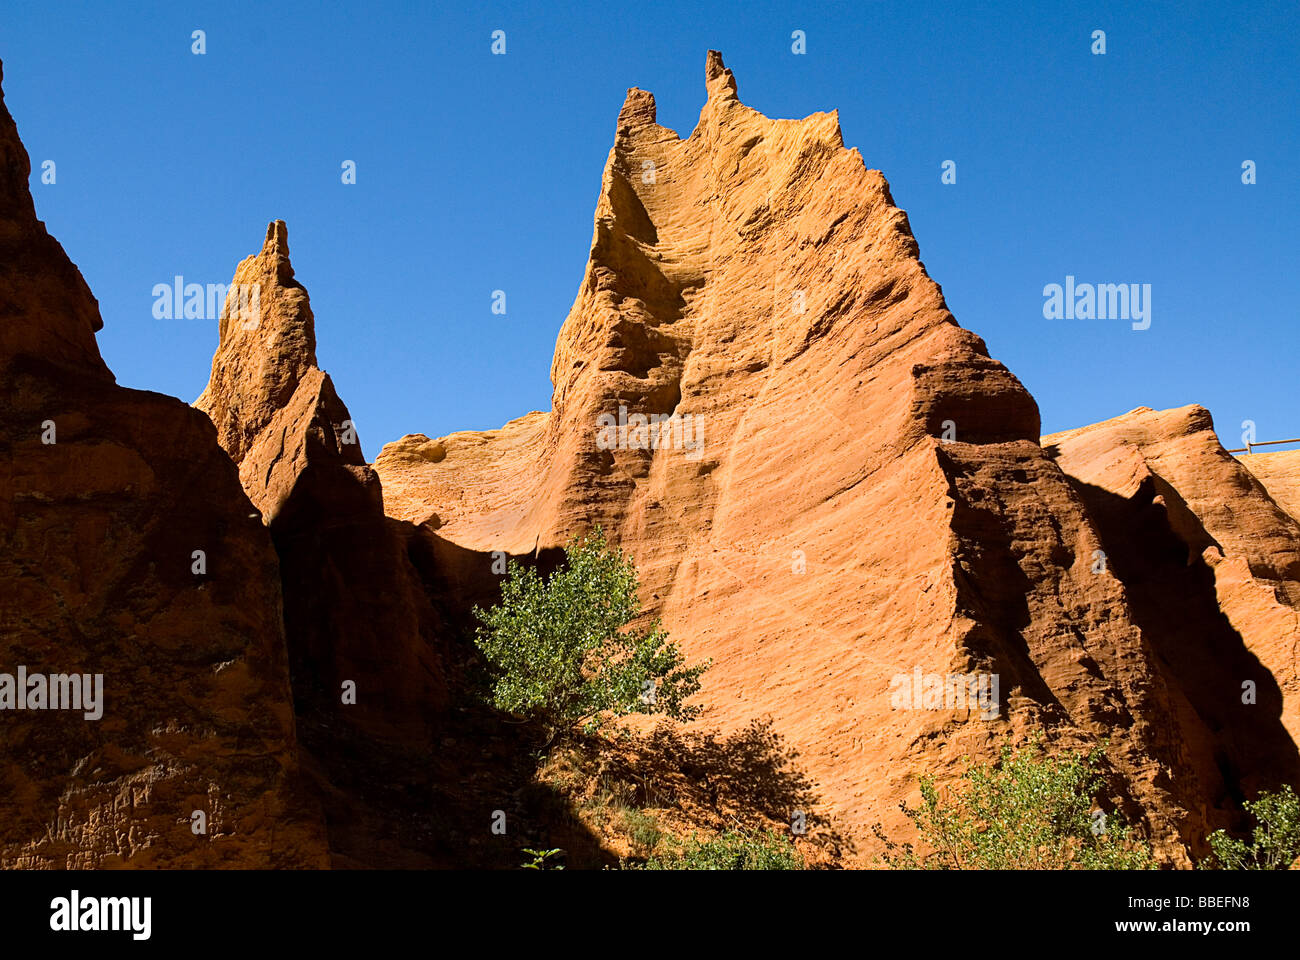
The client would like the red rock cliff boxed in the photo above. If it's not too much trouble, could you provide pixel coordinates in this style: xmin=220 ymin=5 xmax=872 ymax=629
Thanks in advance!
xmin=0 ymin=59 xmax=328 ymax=868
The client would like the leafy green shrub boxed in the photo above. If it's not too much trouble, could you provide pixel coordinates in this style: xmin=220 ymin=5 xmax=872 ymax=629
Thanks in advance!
xmin=521 ymin=847 xmax=565 ymax=870
xmin=633 ymin=828 xmax=805 ymax=870
xmin=872 ymin=738 xmax=1155 ymax=870
xmin=1202 ymin=784 xmax=1300 ymax=870
xmin=473 ymin=528 xmax=708 ymax=743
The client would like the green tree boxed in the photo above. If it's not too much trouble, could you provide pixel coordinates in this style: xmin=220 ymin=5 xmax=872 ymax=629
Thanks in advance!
xmin=872 ymin=737 xmax=1155 ymax=870
xmin=473 ymin=527 xmax=708 ymax=743
xmin=1201 ymin=785 xmax=1300 ymax=870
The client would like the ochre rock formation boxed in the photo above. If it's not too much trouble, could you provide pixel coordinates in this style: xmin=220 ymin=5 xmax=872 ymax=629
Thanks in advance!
xmin=1045 ymin=406 xmax=1300 ymax=761
xmin=197 ymin=222 xmax=446 ymax=739
xmin=1243 ymin=449 xmax=1300 ymax=525
xmin=0 ymin=60 xmax=327 ymax=867
xmin=375 ymin=52 xmax=1298 ymax=862
xmin=6 ymin=45 xmax=1297 ymax=870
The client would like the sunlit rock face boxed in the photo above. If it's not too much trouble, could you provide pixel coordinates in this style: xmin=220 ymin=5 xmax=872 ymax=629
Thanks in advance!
xmin=374 ymin=52 xmax=1300 ymax=863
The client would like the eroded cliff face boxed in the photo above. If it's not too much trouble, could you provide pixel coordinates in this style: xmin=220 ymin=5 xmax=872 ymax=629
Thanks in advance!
xmin=1045 ymin=407 xmax=1300 ymax=773
xmin=196 ymin=222 xmax=446 ymax=741
xmin=0 ymin=60 xmax=328 ymax=868
xmin=373 ymin=51 xmax=1297 ymax=862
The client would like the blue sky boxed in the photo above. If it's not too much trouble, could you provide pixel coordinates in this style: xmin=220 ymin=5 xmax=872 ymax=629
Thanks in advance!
xmin=3 ymin=1 xmax=1296 ymax=457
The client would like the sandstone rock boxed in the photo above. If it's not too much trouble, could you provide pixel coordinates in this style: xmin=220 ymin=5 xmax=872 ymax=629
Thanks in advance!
xmin=9 ymin=44 xmax=1292 ymax=871
xmin=197 ymin=222 xmax=446 ymax=739
xmin=374 ymin=52 xmax=1276 ymax=862
xmin=1045 ymin=406 xmax=1300 ymax=770
xmin=0 ymin=59 xmax=327 ymax=867
xmin=195 ymin=220 xmax=317 ymax=466
xmin=1242 ymin=449 xmax=1300 ymax=525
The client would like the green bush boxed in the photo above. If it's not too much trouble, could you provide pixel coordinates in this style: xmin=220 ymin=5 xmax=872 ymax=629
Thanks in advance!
xmin=1202 ymin=784 xmax=1300 ymax=870
xmin=520 ymin=847 xmax=565 ymax=870
xmin=634 ymin=828 xmax=805 ymax=870
xmin=472 ymin=527 xmax=708 ymax=743
xmin=873 ymin=737 xmax=1155 ymax=870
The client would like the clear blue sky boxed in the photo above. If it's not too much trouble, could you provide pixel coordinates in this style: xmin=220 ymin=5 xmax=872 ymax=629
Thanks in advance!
xmin=4 ymin=1 xmax=1297 ymax=458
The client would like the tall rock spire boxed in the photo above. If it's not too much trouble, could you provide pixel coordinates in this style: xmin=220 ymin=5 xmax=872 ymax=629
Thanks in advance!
xmin=196 ymin=219 xmax=318 ymax=463
xmin=197 ymin=222 xmax=447 ymax=742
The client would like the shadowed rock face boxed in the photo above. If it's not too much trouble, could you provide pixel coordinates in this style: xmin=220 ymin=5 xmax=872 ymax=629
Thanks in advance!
xmin=197 ymin=222 xmax=446 ymax=740
xmin=373 ymin=51 xmax=1299 ymax=863
xmin=1045 ymin=407 xmax=1300 ymax=789
xmin=0 ymin=60 xmax=328 ymax=867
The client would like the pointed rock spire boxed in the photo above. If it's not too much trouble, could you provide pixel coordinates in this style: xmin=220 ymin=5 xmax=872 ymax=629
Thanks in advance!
xmin=705 ymin=49 xmax=737 ymax=100
xmin=197 ymin=220 xmax=447 ymax=738
xmin=617 ymin=87 xmax=657 ymax=129
xmin=197 ymin=219 xmax=318 ymax=463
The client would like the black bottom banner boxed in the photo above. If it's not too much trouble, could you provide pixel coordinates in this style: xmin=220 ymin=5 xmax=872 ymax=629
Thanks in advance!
xmin=0 ymin=867 xmax=1286 ymax=947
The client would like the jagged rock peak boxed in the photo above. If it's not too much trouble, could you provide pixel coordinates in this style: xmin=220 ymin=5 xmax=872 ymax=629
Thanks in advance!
xmin=260 ymin=218 xmax=295 ymax=281
xmin=376 ymin=49 xmax=1287 ymax=865
xmin=705 ymin=49 xmax=737 ymax=99
xmin=617 ymin=87 xmax=657 ymax=128
xmin=195 ymin=220 xmax=318 ymax=463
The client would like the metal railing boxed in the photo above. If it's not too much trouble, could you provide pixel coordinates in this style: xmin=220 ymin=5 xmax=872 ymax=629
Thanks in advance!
xmin=1226 ymin=437 xmax=1300 ymax=455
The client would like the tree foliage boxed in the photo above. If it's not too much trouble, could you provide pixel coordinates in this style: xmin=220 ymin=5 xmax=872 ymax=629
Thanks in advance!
xmin=1202 ymin=784 xmax=1300 ymax=870
xmin=473 ymin=528 xmax=708 ymax=742
xmin=873 ymin=738 xmax=1155 ymax=870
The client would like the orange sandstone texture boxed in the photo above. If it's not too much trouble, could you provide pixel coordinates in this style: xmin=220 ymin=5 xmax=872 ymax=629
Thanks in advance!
xmin=0 ymin=60 xmax=328 ymax=867
xmin=375 ymin=52 xmax=1294 ymax=862
xmin=1242 ymin=449 xmax=1300 ymax=525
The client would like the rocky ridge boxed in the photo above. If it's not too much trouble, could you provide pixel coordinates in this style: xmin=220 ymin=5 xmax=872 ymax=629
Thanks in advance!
xmin=374 ymin=52 xmax=1300 ymax=862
